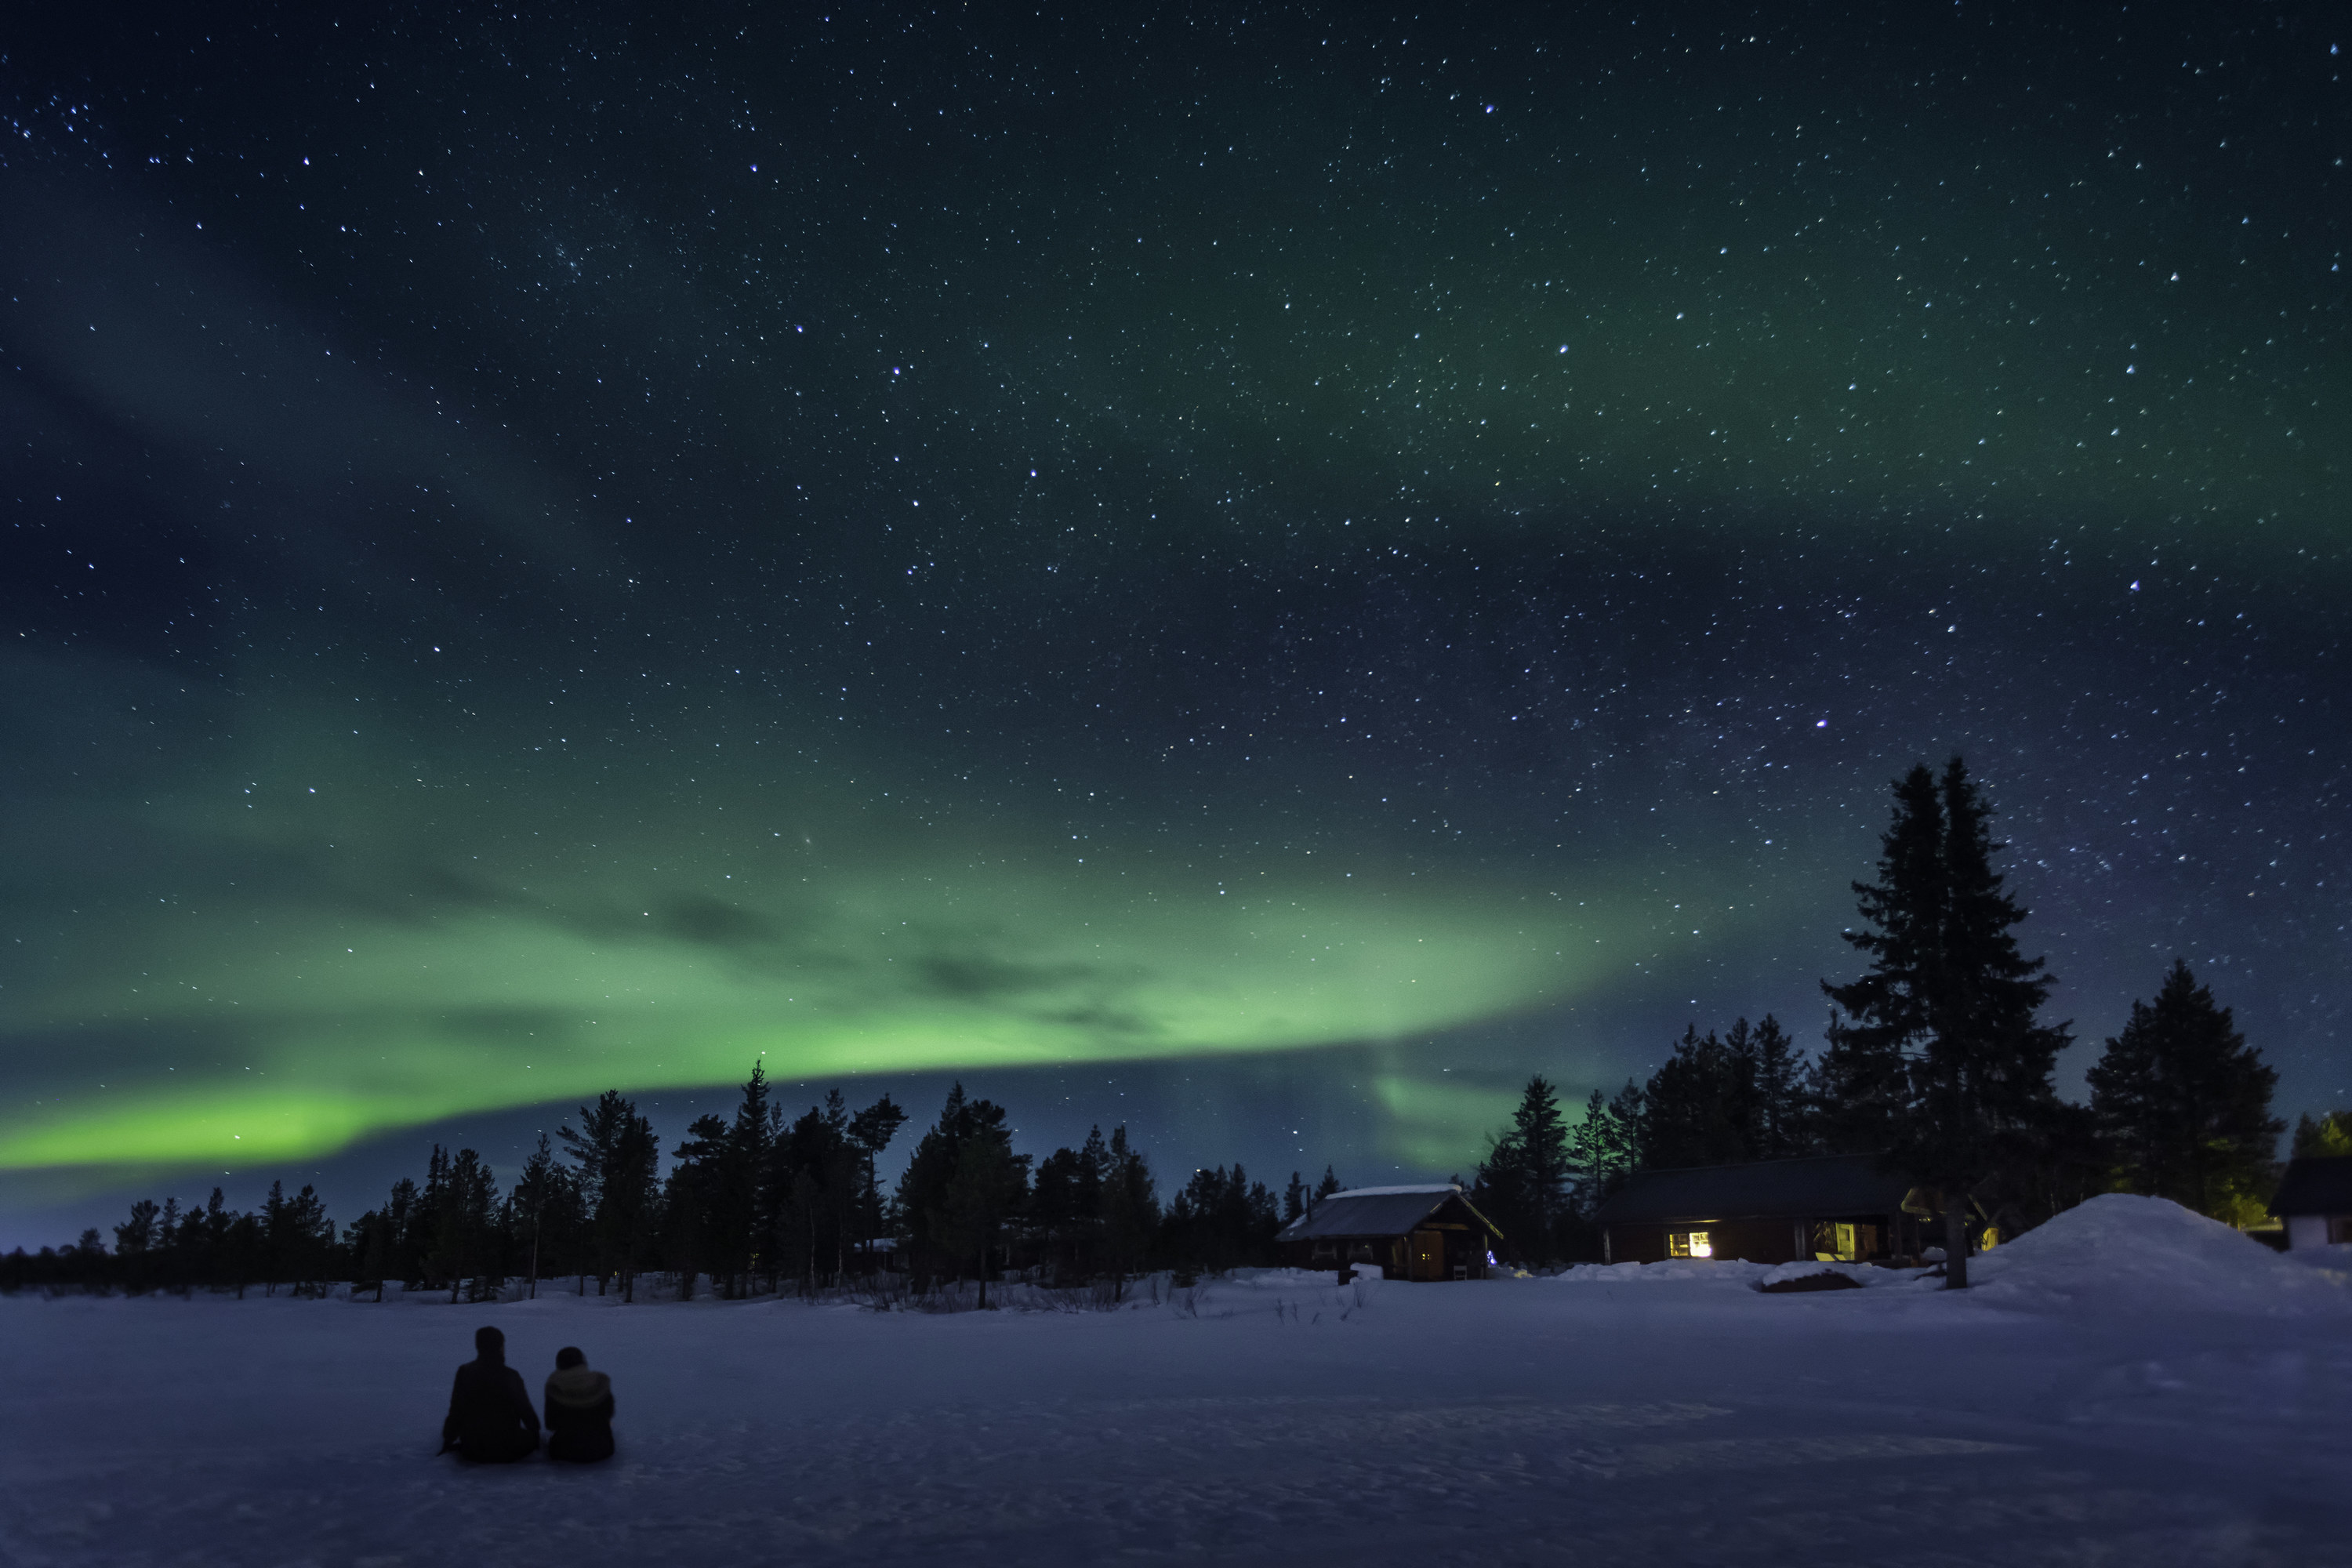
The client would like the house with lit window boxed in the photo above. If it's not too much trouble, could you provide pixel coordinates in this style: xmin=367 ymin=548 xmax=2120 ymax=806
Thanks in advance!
xmin=2269 ymin=1156 xmax=2352 ymax=1250
xmin=1275 ymin=1185 xmax=1504 ymax=1280
xmin=1592 ymin=1152 xmax=1923 ymax=1265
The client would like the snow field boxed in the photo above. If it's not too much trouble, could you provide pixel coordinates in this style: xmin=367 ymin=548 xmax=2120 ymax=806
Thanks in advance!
xmin=2 ymin=1198 xmax=2347 ymax=1566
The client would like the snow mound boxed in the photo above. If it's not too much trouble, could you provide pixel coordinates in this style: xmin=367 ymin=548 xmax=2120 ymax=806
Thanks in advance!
xmin=1756 ymin=1260 xmax=1909 ymax=1291
xmin=1966 ymin=1193 xmax=2351 ymax=1317
xmin=1554 ymin=1258 xmax=1774 ymax=1287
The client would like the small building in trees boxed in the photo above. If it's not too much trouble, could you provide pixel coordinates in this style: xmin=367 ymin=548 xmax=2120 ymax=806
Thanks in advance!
xmin=1593 ymin=1153 xmax=1923 ymax=1265
xmin=2269 ymin=1156 xmax=2352 ymax=1249
xmin=1275 ymin=1185 xmax=1503 ymax=1280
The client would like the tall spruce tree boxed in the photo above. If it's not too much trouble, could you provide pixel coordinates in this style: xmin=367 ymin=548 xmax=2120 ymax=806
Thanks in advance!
xmin=1100 ymin=1126 xmax=1160 ymax=1297
xmin=2087 ymin=960 xmax=2281 ymax=1222
xmin=711 ymin=1064 xmax=773 ymax=1296
xmin=432 ymin=1150 xmax=500 ymax=1302
xmin=1163 ymin=1165 xmax=1279 ymax=1276
xmin=662 ymin=1113 xmax=731 ymax=1299
xmin=1474 ymin=1076 xmax=1574 ymax=1265
xmin=845 ymin=1093 xmax=910 ymax=1271
xmin=514 ymin=1134 xmax=561 ymax=1298
xmin=1641 ymin=1029 xmax=1752 ymax=1169
xmin=897 ymin=1083 xmax=1025 ymax=1289
xmin=1825 ymin=758 xmax=2070 ymax=1288
xmin=1637 ymin=1015 xmax=1815 ymax=1167
xmin=924 ymin=1100 xmax=1029 ymax=1305
xmin=1567 ymin=1082 xmax=1646 ymax=1213
xmin=1817 ymin=767 xmax=1943 ymax=1156
xmin=561 ymin=1091 xmax=659 ymax=1301
xmin=1745 ymin=1016 xmax=1813 ymax=1160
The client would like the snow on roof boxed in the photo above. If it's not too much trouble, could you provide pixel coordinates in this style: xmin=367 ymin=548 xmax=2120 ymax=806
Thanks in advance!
xmin=1278 ymin=1185 xmax=1501 ymax=1242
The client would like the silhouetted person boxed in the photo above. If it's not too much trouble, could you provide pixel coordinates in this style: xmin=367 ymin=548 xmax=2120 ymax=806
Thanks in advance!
xmin=543 ymin=1345 xmax=615 ymax=1464
xmin=439 ymin=1325 xmax=540 ymax=1462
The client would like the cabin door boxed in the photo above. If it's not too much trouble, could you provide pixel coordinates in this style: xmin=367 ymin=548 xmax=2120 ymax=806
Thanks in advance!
xmin=1410 ymin=1229 xmax=1445 ymax=1281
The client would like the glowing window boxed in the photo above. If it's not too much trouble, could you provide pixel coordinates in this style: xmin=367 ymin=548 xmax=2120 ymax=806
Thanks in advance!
xmin=1667 ymin=1230 xmax=1713 ymax=1259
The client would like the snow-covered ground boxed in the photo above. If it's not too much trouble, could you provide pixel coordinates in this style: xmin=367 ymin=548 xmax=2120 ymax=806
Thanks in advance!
xmin=4 ymin=1196 xmax=2348 ymax=1566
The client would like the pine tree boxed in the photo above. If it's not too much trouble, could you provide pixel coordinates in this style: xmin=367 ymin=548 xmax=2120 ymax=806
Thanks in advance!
xmin=198 ymin=1187 xmax=233 ymax=1290
xmin=1817 ymin=767 xmax=1943 ymax=1156
xmin=897 ymin=1084 xmax=1023 ymax=1290
xmin=1101 ymin=1126 xmax=1160 ymax=1298
xmin=1474 ymin=1076 xmax=1575 ymax=1265
xmin=412 ymin=1146 xmax=451 ymax=1291
xmin=711 ymin=1064 xmax=773 ymax=1296
xmin=2294 ymin=1111 xmax=2352 ymax=1158
xmin=113 ymin=1199 xmax=159 ymax=1294
xmin=1826 ymin=758 xmax=2071 ymax=1288
xmin=1749 ymin=1015 xmax=1813 ymax=1159
xmin=663 ymin=1113 xmax=730 ymax=1300
xmin=1640 ymin=1030 xmax=1748 ymax=1168
xmin=278 ymin=1185 xmax=333 ymax=1294
xmin=561 ymin=1091 xmax=659 ymax=1299
xmin=432 ymin=1150 xmax=500 ymax=1302
xmin=846 ymin=1093 xmax=910 ymax=1276
xmin=1567 ymin=1081 xmax=1646 ymax=1213
xmin=608 ymin=1108 xmax=660 ymax=1303
xmin=258 ymin=1181 xmax=292 ymax=1296
xmin=2088 ymin=960 xmax=2282 ymax=1223
xmin=934 ymin=1131 xmax=1029 ymax=1307
xmin=514 ymin=1134 xmax=560 ymax=1298
xmin=1163 ymin=1164 xmax=1280 ymax=1276
xmin=1282 ymin=1171 xmax=1308 ymax=1224
xmin=768 ymin=1096 xmax=861 ymax=1298
xmin=155 ymin=1196 xmax=184 ymax=1294
xmin=1314 ymin=1165 xmax=1341 ymax=1203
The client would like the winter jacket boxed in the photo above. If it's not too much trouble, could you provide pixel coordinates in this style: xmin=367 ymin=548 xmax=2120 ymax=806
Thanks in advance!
xmin=441 ymin=1356 xmax=541 ymax=1462
xmin=543 ymin=1364 xmax=615 ymax=1463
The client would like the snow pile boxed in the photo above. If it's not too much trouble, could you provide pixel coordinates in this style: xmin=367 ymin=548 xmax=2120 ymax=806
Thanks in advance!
xmin=1552 ymin=1258 xmax=1915 ymax=1291
xmin=1965 ymin=1193 xmax=2351 ymax=1317
xmin=1756 ymin=1260 xmax=1911 ymax=1290
xmin=1553 ymin=1258 xmax=1776 ymax=1288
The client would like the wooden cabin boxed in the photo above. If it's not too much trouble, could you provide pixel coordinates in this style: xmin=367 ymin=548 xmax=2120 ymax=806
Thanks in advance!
xmin=1593 ymin=1153 xmax=1923 ymax=1265
xmin=2270 ymin=1156 xmax=2352 ymax=1250
xmin=1276 ymin=1185 xmax=1503 ymax=1281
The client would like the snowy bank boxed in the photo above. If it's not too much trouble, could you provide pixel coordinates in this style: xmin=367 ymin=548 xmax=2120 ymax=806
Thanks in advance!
xmin=1531 ymin=1195 xmax=2345 ymax=1319
xmin=6 ymin=1227 xmax=2352 ymax=1565
xmin=1964 ymin=1192 xmax=2352 ymax=1317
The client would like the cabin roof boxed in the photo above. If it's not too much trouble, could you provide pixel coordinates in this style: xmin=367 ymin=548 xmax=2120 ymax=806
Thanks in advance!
xmin=1592 ymin=1152 xmax=1914 ymax=1225
xmin=2270 ymin=1156 xmax=2352 ymax=1217
xmin=1276 ymin=1186 xmax=1503 ymax=1242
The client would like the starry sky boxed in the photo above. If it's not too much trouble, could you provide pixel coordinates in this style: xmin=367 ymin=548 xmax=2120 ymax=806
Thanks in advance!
xmin=2 ymin=4 xmax=2345 ymax=1243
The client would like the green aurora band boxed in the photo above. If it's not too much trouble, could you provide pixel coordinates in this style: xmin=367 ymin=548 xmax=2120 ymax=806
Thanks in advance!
xmin=2 ymin=690 xmax=1766 ymax=1174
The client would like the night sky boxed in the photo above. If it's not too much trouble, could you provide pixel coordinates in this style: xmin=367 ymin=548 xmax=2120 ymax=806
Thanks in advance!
xmin=3 ymin=5 xmax=2345 ymax=1243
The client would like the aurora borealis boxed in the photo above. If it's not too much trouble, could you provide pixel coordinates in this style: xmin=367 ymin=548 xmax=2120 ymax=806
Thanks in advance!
xmin=2 ymin=6 xmax=2345 ymax=1239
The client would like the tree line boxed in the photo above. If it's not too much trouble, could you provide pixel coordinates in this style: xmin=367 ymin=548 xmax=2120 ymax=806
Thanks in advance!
xmin=2 ymin=1069 xmax=1331 ymax=1300
xmin=4 ymin=757 xmax=2315 ymax=1299
xmin=1473 ymin=758 xmax=2294 ymax=1285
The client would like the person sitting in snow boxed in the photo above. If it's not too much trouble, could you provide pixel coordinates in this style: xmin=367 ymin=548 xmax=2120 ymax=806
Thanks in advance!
xmin=439 ymin=1325 xmax=541 ymax=1463
xmin=543 ymin=1346 xmax=615 ymax=1464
